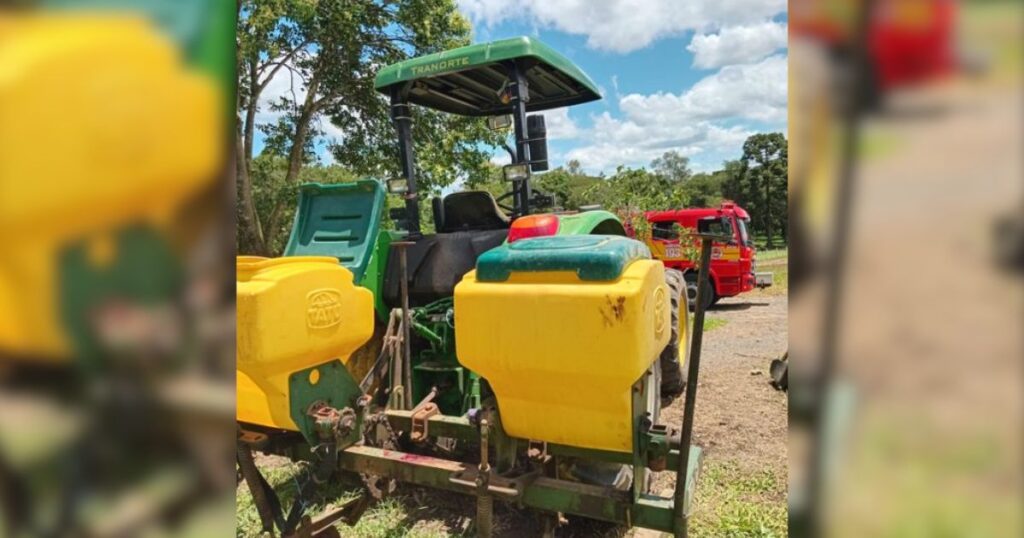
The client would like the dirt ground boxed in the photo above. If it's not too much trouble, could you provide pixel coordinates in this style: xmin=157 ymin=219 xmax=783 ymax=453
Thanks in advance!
xmin=677 ymin=288 xmax=788 ymax=479
xmin=657 ymin=282 xmax=789 ymax=537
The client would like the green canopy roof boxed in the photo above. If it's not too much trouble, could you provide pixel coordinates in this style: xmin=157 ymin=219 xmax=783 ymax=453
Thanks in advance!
xmin=374 ymin=36 xmax=601 ymax=116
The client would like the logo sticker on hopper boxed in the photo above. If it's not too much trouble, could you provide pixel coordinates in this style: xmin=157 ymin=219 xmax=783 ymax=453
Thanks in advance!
xmin=307 ymin=289 xmax=343 ymax=329
xmin=653 ymin=286 xmax=667 ymax=338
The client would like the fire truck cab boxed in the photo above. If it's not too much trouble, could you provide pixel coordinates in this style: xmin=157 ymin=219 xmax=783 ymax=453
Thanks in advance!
xmin=644 ymin=202 xmax=773 ymax=310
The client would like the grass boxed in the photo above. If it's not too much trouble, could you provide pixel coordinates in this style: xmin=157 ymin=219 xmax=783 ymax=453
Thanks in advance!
xmin=755 ymin=249 xmax=787 ymax=262
xmin=753 ymin=248 xmax=787 ymax=296
xmin=236 ymin=460 xmax=458 ymax=538
xmin=689 ymin=462 xmax=788 ymax=538
xmin=703 ymin=317 xmax=728 ymax=331
xmin=962 ymin=0 xmax=1023 ymax=82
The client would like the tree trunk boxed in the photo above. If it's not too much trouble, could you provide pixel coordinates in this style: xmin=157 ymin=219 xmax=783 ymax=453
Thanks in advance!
xmin=236 ymin=58 xmax=267 ymax=255
xmin=263 ymin=76 xmax=321 ymax=255
xmin=236 ymin=126 xmax=265 ymax=255
xmin=765 ymin=172 xmax=774 ymax=249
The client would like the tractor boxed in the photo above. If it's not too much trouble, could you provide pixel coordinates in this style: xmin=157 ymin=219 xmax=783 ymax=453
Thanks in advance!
xmin=237 ymin=36 xmax=725 ymax=537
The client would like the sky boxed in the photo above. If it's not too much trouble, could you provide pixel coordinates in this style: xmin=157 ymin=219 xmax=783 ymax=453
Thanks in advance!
xmin=257 ymin=0 xmax=789 ymax=176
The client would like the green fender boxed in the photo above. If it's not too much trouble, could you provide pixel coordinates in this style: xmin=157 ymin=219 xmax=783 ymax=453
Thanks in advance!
xmin=553 ymin=210 xmax=626 ymax=236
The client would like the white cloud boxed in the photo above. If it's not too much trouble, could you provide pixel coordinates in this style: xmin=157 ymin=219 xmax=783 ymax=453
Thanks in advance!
xmin=540 ymin=107 xmax=580 ymax=140
xmin=458 ymin=0 xmax=786 ymax=53
xmin=619 ymin=54 xmax=787 ymax=124
xmin=551 ymin=54 xmax=785 ymax=173
xmin=564 ymin=118 xmax=754 ymax=174
xmin=687 ymin=21 xmax=787 ymax=69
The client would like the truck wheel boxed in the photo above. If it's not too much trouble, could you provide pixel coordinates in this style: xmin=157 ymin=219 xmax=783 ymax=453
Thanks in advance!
xmin=659 ymin=269 xmax=687 ymax=405
xmin=684 ymin=272 xmax=715 ymax=312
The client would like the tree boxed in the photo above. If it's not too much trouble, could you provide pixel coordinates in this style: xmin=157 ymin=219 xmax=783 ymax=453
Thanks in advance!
xmin=582 ymin=166 xmax=689 ymax=240
xmin=739 ymin=133 xmax=787 ymax=248
xmin=681 ymin=171 xmax=726 ymax=208
xmin=236 ymin=0 xmax=500 ymax=255
xmin=720 ymin=159 xmax=747 ymax=203
xmin=650 ymin=150 xmax=693 ymax=183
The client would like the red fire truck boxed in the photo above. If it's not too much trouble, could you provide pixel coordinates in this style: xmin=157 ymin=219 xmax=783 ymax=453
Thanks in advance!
xmin=641 ymin=202 xmax=773 ymax=310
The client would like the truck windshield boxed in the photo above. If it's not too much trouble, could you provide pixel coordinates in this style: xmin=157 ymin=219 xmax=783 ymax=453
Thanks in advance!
xmin=738 ymin=218 xmax=752 ymax=246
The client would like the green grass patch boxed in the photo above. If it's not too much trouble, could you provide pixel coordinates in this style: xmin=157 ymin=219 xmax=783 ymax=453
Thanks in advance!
xmin=237 ymin=460 xmax=460 ymax=537
xmin=859 ymin=129 xmax=904 ymax=161
xmin=752 ymin=250 xmax=787 ymax=297
xmin=236 ymin=457 xmax=479 ymax=537
xmin=703 ymin=317 xmax=728 ymax=331
xmin=963 ymin=0 xmax=1023 ymax=81
xmin=760 ymin=265 xmax=787 ymax=296
xmin=755 ymin=249 xmax=788 ymax=262
xmin=690 ymin=462 xmax=787 ymax=538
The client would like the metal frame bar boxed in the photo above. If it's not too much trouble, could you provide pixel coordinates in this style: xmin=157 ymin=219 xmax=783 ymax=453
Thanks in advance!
xmin=389 ymin=85 xmax=421 ymax=236
xmin=337 ymin=444 xmax=702 ymax=533
xmin=507 ymin=60 xmax=531 ymax=217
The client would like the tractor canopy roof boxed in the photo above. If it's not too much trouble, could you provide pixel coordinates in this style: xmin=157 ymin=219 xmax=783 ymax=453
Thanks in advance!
xmin=373 ymin=36 xmax=601 ymax=116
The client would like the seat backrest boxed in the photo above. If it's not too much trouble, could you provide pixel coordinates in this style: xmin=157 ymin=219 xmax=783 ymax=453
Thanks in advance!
xmin=284 ymin=180 xmax=385 ymax=284
xmin=438 ymin=191 xmax=510 ymax=233
xmin=382 ymin=229 xmax=508 ymax=308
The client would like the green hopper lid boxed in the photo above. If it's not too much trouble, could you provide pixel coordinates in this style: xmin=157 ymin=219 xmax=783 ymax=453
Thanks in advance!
xmin=475 ymin=235 xmax=651 ymax=282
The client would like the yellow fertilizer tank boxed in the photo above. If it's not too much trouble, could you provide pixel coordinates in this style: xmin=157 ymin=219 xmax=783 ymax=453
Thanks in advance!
xmin=0 ymin=15 xmax=221 ymax=358
xmin=236 ymin=256 xmax=374 ymax=430
xmin=455 ymin=235 xmax=670 ymax=453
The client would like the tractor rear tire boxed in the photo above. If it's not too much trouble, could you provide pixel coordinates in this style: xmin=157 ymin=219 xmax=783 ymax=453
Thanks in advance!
xmin=684 ymin=272 xmax=715 ymax=312
xmin=659 ymin=269 xmax=688 ymax=405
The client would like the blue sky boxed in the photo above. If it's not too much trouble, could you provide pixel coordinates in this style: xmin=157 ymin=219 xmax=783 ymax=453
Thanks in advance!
xmin=457 ymin=0 xmax=788 ymax=174
xmin=258 ymin=0 xmax=788 ymax=175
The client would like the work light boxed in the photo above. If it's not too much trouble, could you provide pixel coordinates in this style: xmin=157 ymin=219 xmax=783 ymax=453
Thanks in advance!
xmin=486 ymin=114 xmax=513 ymax=130
xmin=386 ymin=178 xmax=408 ymax=194
xmin=503 ymin=163 xmax=529 ymax=182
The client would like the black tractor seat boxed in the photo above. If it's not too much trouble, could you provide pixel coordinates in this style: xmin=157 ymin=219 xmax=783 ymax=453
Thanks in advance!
xmin=382 ymin=229 xmax=508 ymax=308
xmin=432 ymin=190 xmax=510 ymax=233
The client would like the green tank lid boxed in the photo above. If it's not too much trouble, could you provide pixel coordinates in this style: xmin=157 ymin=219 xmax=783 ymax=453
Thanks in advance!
xmin=475 ymin=235 xmax=650 ymax=282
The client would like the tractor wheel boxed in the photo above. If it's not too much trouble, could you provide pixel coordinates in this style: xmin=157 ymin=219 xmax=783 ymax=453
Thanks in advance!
xmin=659 ymin=269 xmax=688 ymax=406
xmin=684 ymin=272 xmax=715 ymax=312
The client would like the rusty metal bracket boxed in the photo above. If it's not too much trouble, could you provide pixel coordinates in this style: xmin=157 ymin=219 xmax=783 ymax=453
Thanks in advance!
xmin=307 ymin=402 xmax=357 ymax=443
xmin=409 ymin=402 xmax=439 ymax=443
xmin=448 ymin=467 xmax=539 ymax=499
xmin=237 ymin=428 xmax=269 ymax=449
xmin=285 ymin=494 xmax=373 ymax=538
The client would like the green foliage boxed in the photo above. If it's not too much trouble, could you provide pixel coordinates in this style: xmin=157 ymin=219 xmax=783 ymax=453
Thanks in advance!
xmin=651 ymin=150 xmax=693 ymax=183
xmin=723 ymin=133 xmax=788 ymax=248
xmin=582 ymin=165 xmax=687 ymax=242
xmin=237 ymin=0 xmax=501 ymax=255
xmin=684 ymin=170 xmax=728 ymax=207
xmin=246 ymin=154 xmax=362 ymax=254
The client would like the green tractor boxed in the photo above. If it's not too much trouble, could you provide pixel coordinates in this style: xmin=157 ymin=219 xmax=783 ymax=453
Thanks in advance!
xmin=237 ymin=36 xmax=716 ymax=537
